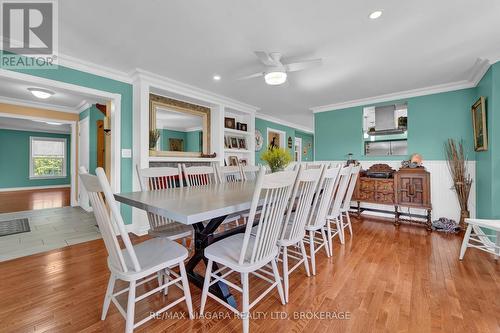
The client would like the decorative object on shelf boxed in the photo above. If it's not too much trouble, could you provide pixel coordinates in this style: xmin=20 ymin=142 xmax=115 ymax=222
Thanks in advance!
xmin=230 ymin=137 xmax=238 ymax=149
xmin=261 ymin=147 xmax=292 ymax=173
xmin=445 ymin=139 xmax=472 ymax=229
xmin=346 ymin=153 xmax=360 ymax=166
xmin=238 ymin=138 xmax=247 ymax=150
xmin=228 ymin=155 xmax=239 ymax=166
xmin=239 ymin=158 xmax=248 ymax=166
xmin=255 ymin=129 xmax=264 ymax=151
xmin=200 ymin=152 xmax=217 ymax=158
xmin=401 ymin=153 xmax=424 ymax=169
xmin=224 ymin=117 xmax=236 ymax=129
xmin=149 ymin=129 xmax=160 ymax=150
xmin=352 ymin=163 xmax=432 ymax=230
xmin=168 ymin=138 xmax=184 ymax=152
xmin=471 ymin=96 xmax=487 ymax=151
xmin=287 ymin=136 xmax=293 ymax=149
xmin=240 ymin=123 xmax=247 ymax=132
xmin=268 ymin=130 xmax=281 ymax=149
xmin=224 ymin=136 xmax=229 ymax=149
xmin=398 ymin=116 xmax=407 ymax=129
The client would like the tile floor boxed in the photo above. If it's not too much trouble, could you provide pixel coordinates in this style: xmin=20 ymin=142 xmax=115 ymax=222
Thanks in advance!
xmin=0 ymin=207 xmax=100 ymax=262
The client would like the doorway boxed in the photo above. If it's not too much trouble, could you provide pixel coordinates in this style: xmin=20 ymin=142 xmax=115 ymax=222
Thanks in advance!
xmin=294 ymin=137 xmax=302 ymax=162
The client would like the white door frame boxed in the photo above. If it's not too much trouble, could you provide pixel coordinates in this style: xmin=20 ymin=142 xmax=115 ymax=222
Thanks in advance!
xmin=295 ymin=137 xmax=302 ymax=162
xmin=0 ymin=69 xmax=122 ymax=206
xmin=78 ymin=117 xmax=91 ymax=211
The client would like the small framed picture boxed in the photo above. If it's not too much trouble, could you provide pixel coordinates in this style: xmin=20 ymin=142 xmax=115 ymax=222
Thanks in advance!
xmin=225 ymin=117 xmax=236 ymax=129
xmin=239 ymin=158 xmax=248 ymax=166
xmin=240 ymin=123 xmax=247 ymax=132
xmin=238 ymin=138 xmax=247 ymax=150
xmin=230 ymin=137 xmax=238 ymax=149
xmin=236 ymin=122 xmax=242 ymax=130
xmin=228 ymin=155 xmax=239 ymax=166
xmin=224 ymin=136 xmax=229 ymax=148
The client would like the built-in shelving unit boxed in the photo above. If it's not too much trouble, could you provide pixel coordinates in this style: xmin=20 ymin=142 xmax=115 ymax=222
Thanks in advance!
xmin=223 ymin=107 xmax=255 ymax=166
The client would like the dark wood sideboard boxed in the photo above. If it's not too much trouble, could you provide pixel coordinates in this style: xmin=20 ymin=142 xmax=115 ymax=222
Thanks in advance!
xmin=352 ymin=164 xmax=432 ymax=230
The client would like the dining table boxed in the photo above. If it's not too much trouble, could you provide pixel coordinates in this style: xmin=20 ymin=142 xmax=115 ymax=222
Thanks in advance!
xmin=114 ymin=181 xmax=261 ymax=309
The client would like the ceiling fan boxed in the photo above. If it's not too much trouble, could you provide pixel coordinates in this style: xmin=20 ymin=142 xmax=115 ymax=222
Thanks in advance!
xmin=239 ymin=51 xmax=322 ymax=86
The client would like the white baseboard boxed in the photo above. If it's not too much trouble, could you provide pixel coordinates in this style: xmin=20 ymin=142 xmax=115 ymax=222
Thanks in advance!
xmin=0 ymin=184 xmax=71 ymax=192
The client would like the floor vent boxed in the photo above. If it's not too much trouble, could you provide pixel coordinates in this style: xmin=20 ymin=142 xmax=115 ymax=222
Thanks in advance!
xmin=0 ymin=218 xmax=30 ymax=237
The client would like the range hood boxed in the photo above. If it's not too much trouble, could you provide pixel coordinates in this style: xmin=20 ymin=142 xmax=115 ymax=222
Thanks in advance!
xmin=367 ymin=104 xmax=407 ymax=136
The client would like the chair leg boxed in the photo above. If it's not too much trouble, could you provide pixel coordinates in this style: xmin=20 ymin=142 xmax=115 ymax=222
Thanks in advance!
xmin=326 ymin=221 xmax=333 ymax=257
xmin=271 ymin=259 xmax=286 ymax=305
xmin=346 ymin=212 xmax=353 ymax=236
xmin=320 ymin=228 xmax=330 ymax=257
xmin=282 ymin=247 xmax=289 ymax=303
xmin=459 ymin=224 xmax=473 ymax=260
xmin=101 ymin=274 xmax=116 ymax=320
xmin=337 ymin=217 xmax=345 ymax=245
xmin=200 ymin=259 xmax=213 ymax=315
xmin=241 ymin=272 xmax=250 ymax=333
xmin=309 ymin=231 xmax=316 ymax=275
xmin=299 ymin=240 xmax=310 ymax=277
xmin=163 ymin=269 xmax=170 ymax=296
xmin=125 ymin=280 xmax=136 ymax=333
xmin=179 ymin=262 xmax=194 ymax=319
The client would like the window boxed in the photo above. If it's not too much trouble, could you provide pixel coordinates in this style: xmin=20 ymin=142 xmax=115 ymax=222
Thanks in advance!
xmin=30 ymin=137 xmax=67 ymax=179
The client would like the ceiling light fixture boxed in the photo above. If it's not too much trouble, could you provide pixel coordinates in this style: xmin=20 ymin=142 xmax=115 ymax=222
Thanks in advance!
xmin=264 ymin=71 xmax=287 ymax=85
xmin=369 ymin=10 xmax=383 ymax=19
xmin=27 ymin=88 xmax=55 ymax=99
xmin=213 ymin=74 xmax=221 ymax=81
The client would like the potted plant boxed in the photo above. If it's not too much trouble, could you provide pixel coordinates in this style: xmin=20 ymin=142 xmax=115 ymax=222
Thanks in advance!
xmin=261 ymin=147 xmax=292 ymax=173
xmin=444 ymin=139 xmax=472 ymax=229
xmin=149 ymin=129 xmax=160 ymax=150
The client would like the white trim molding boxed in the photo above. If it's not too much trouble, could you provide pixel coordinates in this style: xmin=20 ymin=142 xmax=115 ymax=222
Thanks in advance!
xmin=0 ymin=184 xmax=70 ymax=192
xmin=0 ymin=95 xmax=81 ymax=114
xmin=256 ymin=112 xmax=314 ymax=134
xmin=311 ymin=58 xmax=493 ymax=113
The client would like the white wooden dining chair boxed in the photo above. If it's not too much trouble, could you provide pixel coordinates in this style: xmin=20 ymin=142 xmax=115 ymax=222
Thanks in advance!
xmin=278 ymin=164 xmax=323 ymax=302
xmin=241 ymin=165 xmax=260 ymax=181
xmin=79 ymin=167 xmax=193 ymax=333
xmin=216 ymin=165 xmax=245 ymax=227
xmin=459 ymin=218 xmax=500 ymax=260
xmin=136 ymin=165 xmax=193 ymax=246
xmin=339 ymin=165 xmax=361 ymax=242
xmin=200 ymin=168 xmax=297 ymax=333
xmin=285 ymin=161 xmax=297 ymax=171
xmin=182 ymin=164 xmax=219 ymax=187
xmin=304 ymin=165 xmax=341 ymax=275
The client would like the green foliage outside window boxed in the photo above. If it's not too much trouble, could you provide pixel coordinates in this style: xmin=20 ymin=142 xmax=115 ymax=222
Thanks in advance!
xmin=33 ymin=157 xmax=64 ymax=177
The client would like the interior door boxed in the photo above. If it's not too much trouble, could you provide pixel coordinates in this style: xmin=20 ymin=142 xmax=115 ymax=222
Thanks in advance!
xmin=294 ymin=137 xmax=302 ymax=162
xmin=78 ymin=117 xmax=91 ymax=211
xmin=96 ymin=119 xmax=105 ymax=169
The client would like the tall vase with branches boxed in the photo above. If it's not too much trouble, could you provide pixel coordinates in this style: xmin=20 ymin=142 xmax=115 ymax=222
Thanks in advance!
xmin=444 ymin=139 xmax=472 ymax=229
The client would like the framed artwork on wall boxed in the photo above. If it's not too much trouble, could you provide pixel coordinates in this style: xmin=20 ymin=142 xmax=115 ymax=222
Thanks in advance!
xmin=471 ymin=96 xmax=487 ymax=151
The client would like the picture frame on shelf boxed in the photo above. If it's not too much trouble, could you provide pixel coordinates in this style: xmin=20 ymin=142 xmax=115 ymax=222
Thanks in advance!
xmin=236 ymin=122 xmax=242 ymax=130
xmin=224 ymin=136 xmax=229 ymax=149
xmin=228 ymin=155 xmax=239 ymax=166
xmin=238 ymin=138 xmax=247 ymax=150
xmin=224 ymin=117 xmax=236 ymax=129
xmin=240 ymin=123 xmax=247 ymax=132
xmin=230 ymin=137 xmax=238 ymax=149
xmin=239 ymin=158 xmax=248 ymax=166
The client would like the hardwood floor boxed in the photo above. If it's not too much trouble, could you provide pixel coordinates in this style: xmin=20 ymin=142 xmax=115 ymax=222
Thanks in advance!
xmin=0 ymin=187 xmax=71 ymax=213
xmin=0 ymin=216 xmax=498 ymax=333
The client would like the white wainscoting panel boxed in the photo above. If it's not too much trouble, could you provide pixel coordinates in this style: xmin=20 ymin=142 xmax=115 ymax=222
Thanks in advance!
xmin=318 ymin=160 xmax=476 ymax=223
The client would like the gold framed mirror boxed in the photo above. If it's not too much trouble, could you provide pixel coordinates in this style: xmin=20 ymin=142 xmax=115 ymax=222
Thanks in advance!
xmin=149 ymin=94 xmax=211 ymax=157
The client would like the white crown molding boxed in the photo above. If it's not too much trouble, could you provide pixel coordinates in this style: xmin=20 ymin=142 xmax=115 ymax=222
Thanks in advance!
xmin=0 ymin=95 xmax=81 ymax=114
xmin=310 ymin=57 xmax=496 ymax=113
xmin=132 ymin=68 xmax=260 ymax=114
xmin=76 ymin=100 xmax=91 ymax=113
xmin=0 ymin=124 xmax=71 ymax=134
xmin=256 ymin=112 xmax=314 ymax=134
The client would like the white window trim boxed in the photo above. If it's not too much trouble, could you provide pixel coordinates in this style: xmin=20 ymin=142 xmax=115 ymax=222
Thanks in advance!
xmin=29 ymin=136 xmax=67 ymax=179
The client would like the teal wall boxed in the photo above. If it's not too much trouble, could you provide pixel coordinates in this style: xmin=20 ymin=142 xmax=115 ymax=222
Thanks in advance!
xmin=161 ymin=129 xmax=186 ymax=151
xmin=295 ymin=131 xmax=314 ymax=161
xmin=185 ymin=130 xmax=202 ymax=152
xmin=9 ymin=61 xmax=133 ymax=223
xmin=314 ymin=88 xmax=476 ymax=161
xmin=160 ymin=129 xmax=202 ymax=152
xmin=255 ymin=117 xmax=314 ymax=164
xmin=0 ymin=129 xmax=71 ymax=188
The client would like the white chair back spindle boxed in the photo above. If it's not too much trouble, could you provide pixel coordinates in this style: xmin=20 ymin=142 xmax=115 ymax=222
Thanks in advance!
xmin=239 ymin=169 xmax=297 ymax=265
xmin=217 ymin=165 xmax=244 ymax=183
xmin=79 ymin=167 xmax=141 ymax=273
xmin=341 ymin=165 xmax=361 ymax=211
xmin=327 ymin=165 xmax=353 ymax=219
xmin=182 ymin=164 xmax=218 ymax=187
xmin=241 ymin=165 xmax=260 ymax=181
xmin=281 ymin=165 xmax=324 ymax=244
xmin=307 ymin=165 xmax=342 ymax=229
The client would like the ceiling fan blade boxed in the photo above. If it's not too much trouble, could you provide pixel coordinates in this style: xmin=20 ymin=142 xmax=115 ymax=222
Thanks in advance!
xmin=284 ymin=58 xmax=322 ymax=72
xmin=238 ymin=72 xmax=264 ymax=80
xmin=255 ymin=51 xmax=278 ymax=66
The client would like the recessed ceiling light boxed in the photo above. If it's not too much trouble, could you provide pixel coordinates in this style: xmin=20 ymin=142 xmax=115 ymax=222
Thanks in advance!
xmin=369 ymin=10 xmax=383 ymax=20
xmin=213 ymin=74 xmax=221 ymax=81
xmin=27 ymin=88 xmax=55 ymax=99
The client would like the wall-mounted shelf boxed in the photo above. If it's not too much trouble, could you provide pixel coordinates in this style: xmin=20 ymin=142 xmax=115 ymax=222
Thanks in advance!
xmin=224 ymin=148 xmax=251 ymax=154
xmin=224 ymin=128 xmax=252 ymax=136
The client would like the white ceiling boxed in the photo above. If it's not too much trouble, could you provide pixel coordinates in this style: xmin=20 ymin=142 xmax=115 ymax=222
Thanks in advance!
xmin=57 ymin=0 xmax=500 ymax=128
xmin=0 ymin=76 xmax=105 ymax=113
xmin=0 ymin=116 xmax=71 ymax=134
